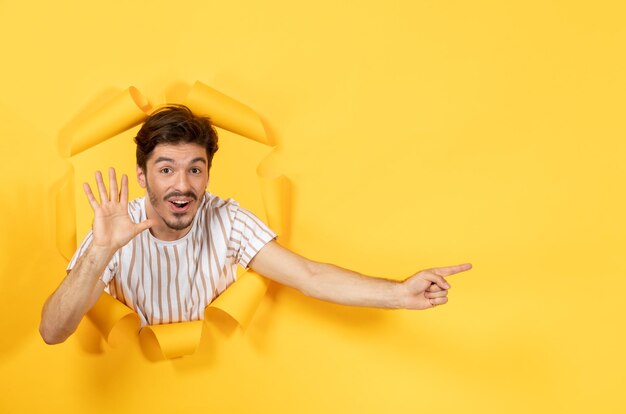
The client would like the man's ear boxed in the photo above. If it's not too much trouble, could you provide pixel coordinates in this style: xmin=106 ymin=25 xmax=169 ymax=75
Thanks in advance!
xmin=136 ymin=165 xmax=146 ymax=189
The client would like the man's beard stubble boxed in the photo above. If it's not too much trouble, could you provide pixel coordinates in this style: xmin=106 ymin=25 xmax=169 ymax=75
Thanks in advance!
xmin=146 ymin=181 xmax=197 ymax=231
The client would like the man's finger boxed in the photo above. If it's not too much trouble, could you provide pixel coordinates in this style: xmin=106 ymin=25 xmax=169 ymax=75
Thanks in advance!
xmin=427 ymin=284 xmax=444 ymax=292
xmin=120 ymin=174 xmax=129 ymax=205
xmin=419 ymin=273 xmax=450 ymax=290
xmin=430 ymin=297 xmax=449 ymax=307
xmin=95 ymin=171 xmax=109 ymax=204
xmin=430 ymin=263 xmax=472 ymax=277
xmin=109 ymin=168 xmax=118 ymax=202
xmin=83 ymin=183 xmax=99 ymax=211
xmin=425 ymin=290 xmax=448 ymax=299
xmin=134 ymin=219 xmax=155 ymax=235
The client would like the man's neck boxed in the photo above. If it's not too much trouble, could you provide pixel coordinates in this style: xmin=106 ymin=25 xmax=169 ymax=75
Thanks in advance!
xmin=149 ymin=223 xmax=192 ymax=241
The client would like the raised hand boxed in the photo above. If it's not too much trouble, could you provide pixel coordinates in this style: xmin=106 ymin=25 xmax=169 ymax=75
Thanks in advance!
xmin=83 ymin=167 xmax=155 ymax=252
xmin=401 ymin=263 xmax=472 ymax=310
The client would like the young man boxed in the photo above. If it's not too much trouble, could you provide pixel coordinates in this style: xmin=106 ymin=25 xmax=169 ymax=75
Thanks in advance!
xmin=40 ymin=105 xmax=472 ymax=344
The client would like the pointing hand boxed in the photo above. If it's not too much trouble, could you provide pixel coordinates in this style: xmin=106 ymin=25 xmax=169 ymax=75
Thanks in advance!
xmin=400 ymin=263 xmax=472 ymax=310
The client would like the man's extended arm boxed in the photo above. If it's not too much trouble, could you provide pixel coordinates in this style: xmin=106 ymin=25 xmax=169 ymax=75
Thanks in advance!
xmin=40 ymin=169 xmax=153 ymax=344
xmin=249 ymin=241 xmax=471 ymax=310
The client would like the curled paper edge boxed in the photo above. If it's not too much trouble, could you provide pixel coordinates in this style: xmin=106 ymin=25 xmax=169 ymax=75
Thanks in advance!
xmin=206 ymin=270 xmax=271 ymax=330
xmin=69 ymin=86 xmax=151 ymax=156
xmin=139 ymin=321 xmax=204 ymax=360
xmin=184 ymin=80 xmax=272 ymax=146
xmin=86 ymin=292 xmax=140 ymax=346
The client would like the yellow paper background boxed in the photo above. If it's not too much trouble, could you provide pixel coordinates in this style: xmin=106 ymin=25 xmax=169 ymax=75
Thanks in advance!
xmin=1 ymin=1 xmax=625 ymax=413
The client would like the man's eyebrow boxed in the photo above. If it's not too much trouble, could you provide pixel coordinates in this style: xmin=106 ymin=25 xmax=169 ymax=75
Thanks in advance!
xmin=154 ymin=156 xmax=175 ymax=164
xmin=153 ymin=157 xmax=207 ymax=165
xmin=190 ymin=157 xmax=207 ymax=165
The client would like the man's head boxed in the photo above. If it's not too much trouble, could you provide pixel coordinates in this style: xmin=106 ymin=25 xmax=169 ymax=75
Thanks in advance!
xmin=135 ymin=104 xmax=218 ymax=172
xmin=134 ymin=105 xmax=219 ymax=239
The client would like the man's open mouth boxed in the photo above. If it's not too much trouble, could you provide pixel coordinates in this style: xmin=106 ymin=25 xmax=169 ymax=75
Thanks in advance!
xmin=168 ymin=199 xmax=192 ymax=212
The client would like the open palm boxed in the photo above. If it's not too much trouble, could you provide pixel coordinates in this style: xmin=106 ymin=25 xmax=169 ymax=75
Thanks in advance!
xmin=83 ymin=168 xmax=154 ymax=251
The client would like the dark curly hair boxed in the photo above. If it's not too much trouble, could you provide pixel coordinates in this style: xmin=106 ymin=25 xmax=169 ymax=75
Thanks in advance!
xmin=134 ymin=104 xmax=219 ymax=171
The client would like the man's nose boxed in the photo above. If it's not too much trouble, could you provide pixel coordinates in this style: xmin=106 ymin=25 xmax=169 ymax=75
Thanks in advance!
xmin=174 ymin=172 xmax=191 ymax=192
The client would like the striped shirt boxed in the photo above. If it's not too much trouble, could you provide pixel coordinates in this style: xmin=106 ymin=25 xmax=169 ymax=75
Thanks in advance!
xmin=67 ymin=193 xmax=276 ymax=326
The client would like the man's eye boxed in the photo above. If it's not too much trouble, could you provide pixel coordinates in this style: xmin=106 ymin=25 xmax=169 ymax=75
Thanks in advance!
xmin=161 ymin=167 xmax=172 ymax=174
xmin=191 ymin=168 xmax=201 ymax=174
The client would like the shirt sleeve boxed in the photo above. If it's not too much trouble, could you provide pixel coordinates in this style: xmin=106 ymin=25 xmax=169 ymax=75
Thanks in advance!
xmin=228 ymin=206 xmax=277 ymax=269
xmin=66 ymin=230 xmax=118 ymax=285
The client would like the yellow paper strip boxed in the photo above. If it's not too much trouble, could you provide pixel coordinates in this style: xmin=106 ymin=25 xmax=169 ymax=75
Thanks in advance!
xmin=184 ymin=81 xmax=272 ymax=146
xmin=69 ymin=87 xmax=151 ymax=156
xmin=207 ymin=270 xmax=271 ymax=330
xmin=139 ymin=321 xmax=204 ymax=360
xmin=86 ymin=292 xmax=140 ymax=346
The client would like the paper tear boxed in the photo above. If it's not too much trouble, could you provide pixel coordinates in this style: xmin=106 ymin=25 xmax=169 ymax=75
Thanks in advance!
xmin=57 ymin=82 xmax=289 ymax=359
xmin=184 ymin=81 xmax=273 ymax=146
xmin=69 ymin=87 xmax=151 ymax=156
xmin=140 ymin=321 xmax=204 ymax=360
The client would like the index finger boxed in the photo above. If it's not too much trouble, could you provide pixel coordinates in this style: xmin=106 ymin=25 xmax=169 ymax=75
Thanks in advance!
xmin=108 ymin=167 xmax=118 ymax=202
xmin=430 ymin=263 xmax=472 ymax=277
xmin=83 ymin=182 xmax=99 ymax=211
xmin=120 ymin=174 xmax=129 ymax=205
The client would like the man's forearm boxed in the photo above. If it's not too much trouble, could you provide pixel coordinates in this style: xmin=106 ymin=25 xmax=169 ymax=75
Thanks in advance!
xmin=249 ymin=241 xmax=411 ymax=309
xmin=300 ymin=262 xmax=406 ymax=309
xmin=40 ymin=245 xmax=112 ymax=344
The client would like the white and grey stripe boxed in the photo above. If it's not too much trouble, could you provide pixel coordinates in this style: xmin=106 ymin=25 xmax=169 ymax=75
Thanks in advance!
xmin=67 ymin=193 xmax=276 ymax=327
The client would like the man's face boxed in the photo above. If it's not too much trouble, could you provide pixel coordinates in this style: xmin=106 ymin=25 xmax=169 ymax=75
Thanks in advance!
xmin=137 ymin=142 xmax=209 ymax=237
